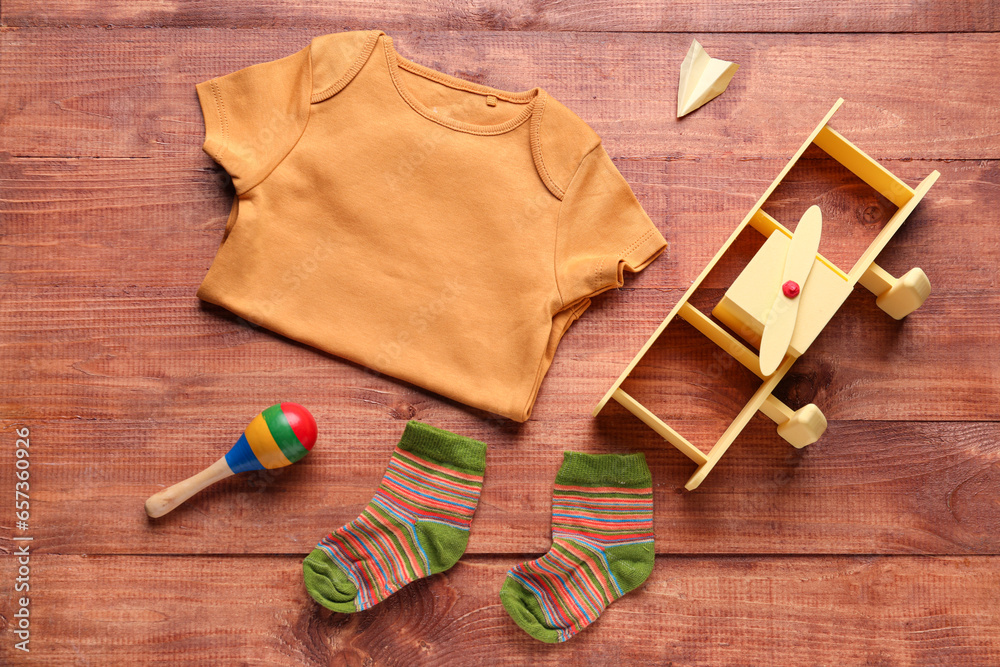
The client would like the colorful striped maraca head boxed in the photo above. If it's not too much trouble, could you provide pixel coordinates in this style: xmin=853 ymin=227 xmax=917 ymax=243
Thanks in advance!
xmin=225 ymin=403 xmax=317 ymax=474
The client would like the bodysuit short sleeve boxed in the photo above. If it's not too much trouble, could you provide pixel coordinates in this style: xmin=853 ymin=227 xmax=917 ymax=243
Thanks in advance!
xmin=554 ymin=144 xmax=667 ymax=307
xmin=195 ymin=46 xmax=313 ymax=193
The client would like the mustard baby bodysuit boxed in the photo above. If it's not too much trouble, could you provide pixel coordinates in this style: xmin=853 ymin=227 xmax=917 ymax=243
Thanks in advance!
xmin=195 ymin=30 xmax=667 ymax=422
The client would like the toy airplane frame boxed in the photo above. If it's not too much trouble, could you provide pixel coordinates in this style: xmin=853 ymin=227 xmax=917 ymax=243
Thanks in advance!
xmin=593 ymin=99 xmax=939 ymax=491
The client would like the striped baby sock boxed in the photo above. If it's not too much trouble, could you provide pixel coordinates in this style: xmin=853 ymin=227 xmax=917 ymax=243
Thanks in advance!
xmin=500 ymin=452 xmax=654 ymax=642
xmin=303 ymin=421 xmax=486 ymax=613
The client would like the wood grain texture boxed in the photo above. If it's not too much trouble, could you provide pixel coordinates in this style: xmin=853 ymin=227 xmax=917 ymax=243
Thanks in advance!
xmin=0 ymin=285 xmax=996 ymax=424
xmin=2 ymin=30 xmax=1000 ymax=160
xmin=3 ymin=5 xmax=999 ymax=663
xmin=4 ymin=0 xmax=999 ymax=32
xmin=3 ymin=151 xmax=991 ymax=291
xmin=1 ymin=554 xmax=998 ymax=665
xmin=0 ymin=419 xmax=996 ymax=556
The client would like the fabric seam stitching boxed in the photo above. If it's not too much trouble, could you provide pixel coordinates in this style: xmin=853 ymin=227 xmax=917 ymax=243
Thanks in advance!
xmin=238 ymin=47 xmax=316 ymax=196
xmin=210 ymin=80 xmax=228 ymax=161
xmin=554 ymin=142 xmax=604 ymax=310
xmin=383 ymin=37 xmax=538 ymax=137
xmin=310 ymin=30 xmax=383 ymax=104
xmin=530 ymin=93 xmax=566 ymax=200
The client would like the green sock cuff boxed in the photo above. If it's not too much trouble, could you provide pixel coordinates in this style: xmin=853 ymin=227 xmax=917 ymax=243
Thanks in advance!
xmin=397 ymin=421 xmax=487 ymax=476
xmin=555 ymin=451 xmax=651 ymax=489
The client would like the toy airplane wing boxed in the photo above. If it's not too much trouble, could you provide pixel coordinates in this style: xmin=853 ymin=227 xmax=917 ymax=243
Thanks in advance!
xmin=677 ymin=40 xmax=740 ymax=118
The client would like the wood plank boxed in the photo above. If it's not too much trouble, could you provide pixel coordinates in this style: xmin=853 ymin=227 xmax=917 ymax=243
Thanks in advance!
xmin=3 ymin=1 xmax=998 ymax=32
xmin=1 ymin=419 xmax=996 ymax=556
xmin=1 ymin=284 xmax=994 ymax=423
xmin=2 ymin=6 xmax=998 ymax=663
xmin=1 ymin=554 xmax=998 ymax=664
xmin=1 ymin=154 xmax=990 ymax=293
xmin=618 ymin=289 xmax=1000 ymax=423
xmin=2 ymin=30 xmax=1000 ymax=160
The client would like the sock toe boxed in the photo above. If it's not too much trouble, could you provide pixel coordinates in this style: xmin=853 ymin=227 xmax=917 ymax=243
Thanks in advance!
xmin=303 ymin=548 xmax=360 ymax=613
xmin=499 ymin=576 xmax=563 ymax=643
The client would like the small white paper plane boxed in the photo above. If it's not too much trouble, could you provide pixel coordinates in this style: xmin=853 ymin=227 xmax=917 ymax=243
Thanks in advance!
xmin=677 ymin=40 xmax=739 ymax=118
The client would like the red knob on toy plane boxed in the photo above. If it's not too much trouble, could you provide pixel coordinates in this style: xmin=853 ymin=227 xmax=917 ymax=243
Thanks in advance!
xmin=145 ymin=403 xmax=317 ymax=518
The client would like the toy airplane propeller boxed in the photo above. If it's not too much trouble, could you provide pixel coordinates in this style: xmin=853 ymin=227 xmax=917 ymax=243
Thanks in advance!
xmin=759 ymin=205 xmax=823 ymax=375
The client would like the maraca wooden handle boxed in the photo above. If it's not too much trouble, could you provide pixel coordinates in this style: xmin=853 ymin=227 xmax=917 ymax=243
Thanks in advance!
xmin=145 ymin=457 xmax=235 ymax=518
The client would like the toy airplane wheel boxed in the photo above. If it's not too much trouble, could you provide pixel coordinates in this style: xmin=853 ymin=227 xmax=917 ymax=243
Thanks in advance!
xmin=776 ymin=403 xmax=827 ymax=449
xmin=875 ymin=267 xmax=931 ymax=320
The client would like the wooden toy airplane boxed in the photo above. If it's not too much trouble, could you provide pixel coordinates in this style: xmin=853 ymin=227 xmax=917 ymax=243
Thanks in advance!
xmin=594 ymin=99 xmax=938 ymax=491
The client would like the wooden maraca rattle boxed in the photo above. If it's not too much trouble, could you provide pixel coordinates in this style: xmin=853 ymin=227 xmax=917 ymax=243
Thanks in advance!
xmin=145 ymin=403 xmax=317 ymax=518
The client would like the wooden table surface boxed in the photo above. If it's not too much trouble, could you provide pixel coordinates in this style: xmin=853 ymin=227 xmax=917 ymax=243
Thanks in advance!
xmin=2 ymin=1 xmax=999 ymax=664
